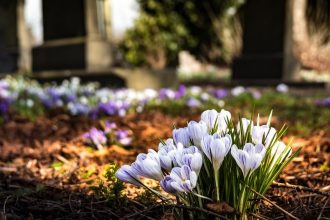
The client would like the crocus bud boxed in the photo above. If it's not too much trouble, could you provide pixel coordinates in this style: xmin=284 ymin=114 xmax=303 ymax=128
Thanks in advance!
xmin=158 ymin=142 xmax=177 ymax=171
xmin=173 ymin=127 xmax=191 ymax=147
xmin=218 ymin=110 xmax=231 ymax=134
xmin=187 ymin=121 xmax=207 ymax=147
xmin=115 ymin=165 xmax=142 ymax=187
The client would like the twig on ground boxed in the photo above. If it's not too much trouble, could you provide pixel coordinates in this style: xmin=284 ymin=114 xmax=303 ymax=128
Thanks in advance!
xmin=122 ymin=204 xmax=231 ymax=220
xmin=273 ymin=181 xmax=330 ymax=197
xmin=3 ymin=196 xmax=11 ymax=220
xmin=317 ymin=196 xmax=330 ymax=220
xmin=248 ymin=187 xmax=299 ymax=220
xmin=248 ymin=212 xmax=272 ymax=220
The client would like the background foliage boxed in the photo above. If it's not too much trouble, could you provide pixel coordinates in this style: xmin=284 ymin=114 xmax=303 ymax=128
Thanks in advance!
xmin=121 ymin=0 xmax=245 ymax=68
xmin=121 ymin=0 xmax=330 ymax=69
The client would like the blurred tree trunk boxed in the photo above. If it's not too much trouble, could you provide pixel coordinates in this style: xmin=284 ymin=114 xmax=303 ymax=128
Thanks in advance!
xmin=293 ymin=0 xmax=330 ymax=71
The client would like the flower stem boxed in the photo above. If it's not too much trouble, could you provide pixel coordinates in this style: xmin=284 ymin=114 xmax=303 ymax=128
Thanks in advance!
xmin=196 ymin=184 xmax=203 ymax=208
xmin=214 ymin=167 xmax=220 ymax=201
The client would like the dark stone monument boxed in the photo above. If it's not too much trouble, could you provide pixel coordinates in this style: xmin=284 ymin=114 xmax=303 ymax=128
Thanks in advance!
xmin=232 ymin=0 xmax=299 ymax=82
xmin=0 ymin=0 xmax=18 ymax=73
xmin=33 ymin=0 xmax=113 ymax=72
xmin=33 ymin=0 xmax=86 ymax=71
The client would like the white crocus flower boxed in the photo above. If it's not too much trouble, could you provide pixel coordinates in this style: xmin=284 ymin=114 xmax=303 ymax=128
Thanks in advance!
xmin=158 ymin=138 xmax=175 ymax=150
xmin=201 ymin=134 xmax=232 ymax=171
xmin=276 ymin=83 xmax=289 ymax=93
xmin=237 ymin=118 xmax=253 ymax=134
xmin=132 ymin=149 xmax=163 ymax=181
xmin=231 ymin=86 xmax=245 ymax=96
xmin=168 ymin=165 xmax=197 ymax=192
xmin=270 ymin=141 xmax=292 ymax=166
xmin=174 ymin=144 xmax=203 ymax=175
xmin=231 ymin=143 xmax=266 ymax=178
xmin=158 ymin=140 xmax=177 ymax=171
xmin=173 ymin=127 xmax=191 ymax=147
xmin=201 ymin=109 xmax=219 ymax=132
xmin=251 ymin=125 xmax=276 ymax=147
xmin=187 ymin=121 xmax=208 ymax=147
xmin=218 ymin=109 xmax=231 ymax=134
xmin=115 ymin=165 xmax=142 ymax=187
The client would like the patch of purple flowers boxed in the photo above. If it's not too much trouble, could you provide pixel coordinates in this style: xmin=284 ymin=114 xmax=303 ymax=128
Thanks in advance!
xmin=0 ymin=98 xmax=11 ymax=115
xmin=97 ymin=101 xmax=128 ymax=117
xmin=83 ymin=121 xmax=133 ymax=150
xmin=315 ymin=97 xmax=330 ymax=106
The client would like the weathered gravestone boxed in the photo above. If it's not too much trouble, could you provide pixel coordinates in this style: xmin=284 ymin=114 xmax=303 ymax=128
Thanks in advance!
xmin=0 ymin=0 xmax=18 ymax=73
xmin=32 ymin=0 xmax=113 ymax=72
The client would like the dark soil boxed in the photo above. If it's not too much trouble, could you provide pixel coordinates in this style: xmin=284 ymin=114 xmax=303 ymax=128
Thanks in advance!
xmin=0 ymin=111 xmax=329 ymax=219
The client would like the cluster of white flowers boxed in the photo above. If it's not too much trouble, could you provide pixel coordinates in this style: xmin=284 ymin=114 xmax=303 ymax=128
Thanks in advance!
xmin=116 ymin=109 xmax=292 ymax=196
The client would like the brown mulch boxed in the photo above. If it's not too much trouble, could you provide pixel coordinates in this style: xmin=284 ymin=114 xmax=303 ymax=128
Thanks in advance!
xmin=0 ymin=111 xmax=329 ymax=219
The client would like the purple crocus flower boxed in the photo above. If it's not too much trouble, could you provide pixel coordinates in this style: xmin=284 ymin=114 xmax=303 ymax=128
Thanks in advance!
xmin=40 ymin=88 xmax=64 ymax=108
xmin=159 ymin=88 xmax=176 ymax=100
xmin=213 ymin=89 xmax=228 ymax=99
xmin=158 ymin=88 xmax=168 ymax=100
xmin=47 ymin=88 xmax=61 ymax=100
xmin=174 ymin=85 xmax=186 ymax=99
xmin=98 ymin=101 xmax=118 ymax=115
xmin=64 ymin=93 xmax=77 ymax=102
xmin=251 ymin=90 xmax=262 ymax=99
xmin=83 ymin=128 xmax=107 ymax=150
xmin=116 ymin=129 xmax=132 ymax=146
xmin=98 ymin=101 xmax=129 ymax=116
xmin=186 ymin=98 xmax=201 ymax=108
xmin=0 ymin=98 xmax=11 ymax=115
xmin=68 ymin=102 xmax=90 ymax=115
xmin=104 ymin=121 xmax=117 ymax=133
xmin=89 ymin=108 xmax=99 ymax=120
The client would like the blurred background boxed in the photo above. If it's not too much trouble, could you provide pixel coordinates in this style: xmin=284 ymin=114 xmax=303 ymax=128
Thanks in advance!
xmin=0 ymin=0 xmax=329 ymax=88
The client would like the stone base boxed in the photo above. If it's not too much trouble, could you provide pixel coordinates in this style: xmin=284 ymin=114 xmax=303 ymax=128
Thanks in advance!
xmin=32 ymin=38 xmax=112 ymax=72
xmin=232 ymin=54 xmax=284 ymax=80
xmin=32 ymin=42 xmax=85 ymax=71
xmin=32 ymin=68 xmax=178 ymax=90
